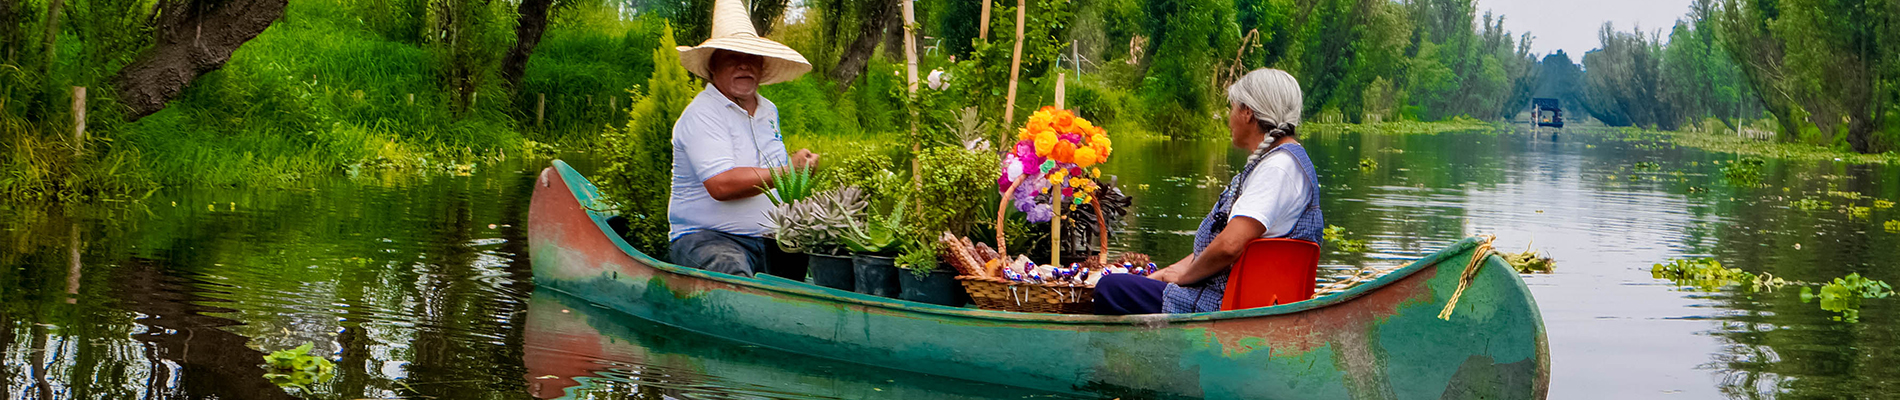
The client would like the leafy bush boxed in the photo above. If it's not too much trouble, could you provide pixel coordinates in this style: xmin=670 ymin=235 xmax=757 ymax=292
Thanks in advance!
xmin=597 ymin=25 xmax=700 ymax=258
xmin=913 ymin=147 xmax=1000 ymax=240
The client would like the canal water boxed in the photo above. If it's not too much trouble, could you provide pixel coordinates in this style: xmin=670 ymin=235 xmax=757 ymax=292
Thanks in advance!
xmin=2 ymin=126 xmax=1897 ymax=399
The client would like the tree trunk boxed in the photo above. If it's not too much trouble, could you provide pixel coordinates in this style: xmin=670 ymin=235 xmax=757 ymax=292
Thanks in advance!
xmin=499 ymin=0 xmax=554 ymax=92
xmin=829 ymin=0 xmax=899 ymax=92
xmin=112 ymin=0 xmax=287 ymax=120
xmin=1 ymin=0 xmax=18 ymax=63
xmin=39 ymin=0 xmax=64 ymax=76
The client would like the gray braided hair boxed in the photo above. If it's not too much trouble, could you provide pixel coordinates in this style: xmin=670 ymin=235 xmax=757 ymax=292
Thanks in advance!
xmin=1226 ymin=68 xmax=1303 ymax=165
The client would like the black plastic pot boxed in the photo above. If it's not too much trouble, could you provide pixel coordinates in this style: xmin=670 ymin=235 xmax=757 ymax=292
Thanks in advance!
xmin=762 ymin=245 xmax=808 ymax=281
xmin=808 ymin=253 xmax=855 ymax=290
xmin=851 ymin=254 xmax=901 ymax=297
xmin=898 ymin=266 xmax=967 ymax=306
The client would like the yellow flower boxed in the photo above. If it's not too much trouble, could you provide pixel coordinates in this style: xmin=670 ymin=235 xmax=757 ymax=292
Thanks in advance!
xmin=1034 ymin=131 xmax=1058 ymax=156
xmin=1076 ymin=118 xmax=1094 ymax=133
xmin=1073 ymin=146 xmax=1099 ymax=167
xmin=1091 ymin=167 xmax=1101 ymax=177
xmin=1018 ymin=128 xmax=1033 ymax=141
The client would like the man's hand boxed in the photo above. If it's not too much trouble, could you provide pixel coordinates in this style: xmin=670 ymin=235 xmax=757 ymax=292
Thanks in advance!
xmin=792 ymin=149 xmax=820 ymax=169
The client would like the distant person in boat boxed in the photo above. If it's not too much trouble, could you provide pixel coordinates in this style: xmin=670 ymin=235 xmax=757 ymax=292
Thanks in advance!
xmin=666 ymin=0 xmax=817 ymax=277
xmin=1094 ymin=69 xmax=1326 ymax=315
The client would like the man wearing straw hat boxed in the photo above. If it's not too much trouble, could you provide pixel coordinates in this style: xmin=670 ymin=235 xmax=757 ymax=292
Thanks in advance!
xmin=667 ymin=0 xmax=819 ymax=277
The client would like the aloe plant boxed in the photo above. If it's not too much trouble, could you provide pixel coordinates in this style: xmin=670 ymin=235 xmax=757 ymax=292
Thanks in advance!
xmin=763 ymin=164 xmax=817 ymax=207
xmin=844 ymin=195 xmax=908 ymax=254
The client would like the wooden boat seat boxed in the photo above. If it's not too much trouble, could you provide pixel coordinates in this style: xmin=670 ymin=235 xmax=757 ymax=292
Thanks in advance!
xmin=1220 ymin=238 xmax=1322 ymax=311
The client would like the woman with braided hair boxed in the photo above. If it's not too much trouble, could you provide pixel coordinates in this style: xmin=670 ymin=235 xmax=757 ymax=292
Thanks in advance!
xmin=1094 ymin=69 xmax=1327 ymax=315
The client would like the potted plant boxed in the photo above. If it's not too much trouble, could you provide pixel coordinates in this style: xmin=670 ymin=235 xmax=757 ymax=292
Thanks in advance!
xmin=768 ymin=186 xmax=865 ymax=290
xmin=844 ymin=195 xmax=906 ymax=297
xmin=895 ymin=241 xmax=966 ymax=306
xmin=761 ymin=165 xmax=817 ymax=280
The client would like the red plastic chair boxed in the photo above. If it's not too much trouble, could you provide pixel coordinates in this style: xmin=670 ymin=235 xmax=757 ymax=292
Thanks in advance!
xmin=1220 ymin=238 xmax=1322 ymax=310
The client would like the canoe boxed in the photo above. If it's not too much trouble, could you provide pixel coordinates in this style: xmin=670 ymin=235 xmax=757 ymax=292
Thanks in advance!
xmin=523 ymin=287 xmax=1075 ymax=398
xmin=528 ymin=160 xmax=1550 ymax=399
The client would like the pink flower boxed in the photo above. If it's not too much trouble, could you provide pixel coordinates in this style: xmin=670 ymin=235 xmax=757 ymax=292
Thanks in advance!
xmin=1060 ymin=133 xmax=1083 ymax=143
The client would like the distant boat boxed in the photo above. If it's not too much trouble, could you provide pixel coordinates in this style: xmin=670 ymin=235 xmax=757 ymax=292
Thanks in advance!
xmin=527 ymin=159 xmax=1550 ymax=399
xmin=1532 ymin=98 xmax=1564 ymax=128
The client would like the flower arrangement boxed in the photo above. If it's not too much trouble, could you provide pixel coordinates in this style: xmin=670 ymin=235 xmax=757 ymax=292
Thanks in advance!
xmin=998 ymin=107 xmax=1113 ymax=222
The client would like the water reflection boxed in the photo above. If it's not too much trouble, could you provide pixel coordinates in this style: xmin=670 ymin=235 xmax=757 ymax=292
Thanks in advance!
xmin=0 ymin=128 xmax=1897 ymax=399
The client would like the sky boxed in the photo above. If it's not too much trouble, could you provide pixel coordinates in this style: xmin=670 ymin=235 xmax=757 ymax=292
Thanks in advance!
xmin=1475 ymin=0 xmax=1698 ymax=60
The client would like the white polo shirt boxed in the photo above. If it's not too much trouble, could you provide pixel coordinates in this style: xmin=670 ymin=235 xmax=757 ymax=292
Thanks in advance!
xmin=1228 ymin=151 xmax=1309 ymax=238
xmin=668 ymin=84 xmax=789 ymax=241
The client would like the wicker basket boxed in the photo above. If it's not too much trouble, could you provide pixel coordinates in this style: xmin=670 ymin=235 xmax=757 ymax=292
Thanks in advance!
xmin=957 ymin=276 xmax=1096 ymax=314
xmin=953 ymin=178 xmax=1114 ymax=314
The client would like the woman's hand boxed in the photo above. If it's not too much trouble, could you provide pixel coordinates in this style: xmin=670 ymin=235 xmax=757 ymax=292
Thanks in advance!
xmin=1145 ymin=254 xmax=1196 ymax=284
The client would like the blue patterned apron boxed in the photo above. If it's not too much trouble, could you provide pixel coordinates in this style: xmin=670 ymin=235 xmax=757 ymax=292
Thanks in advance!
xmin=1160 ymin=142 xmax=1326 ymax=313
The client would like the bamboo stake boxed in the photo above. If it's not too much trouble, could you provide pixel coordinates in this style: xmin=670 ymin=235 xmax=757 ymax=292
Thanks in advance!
xmin=1054 ymin=73 xmax=1065 ymax=109
xmin=979 ymin=0 xmax=991 ymax=40
xmin=407 ymin=93 xmax=415 ymax=105
xmin=536 ymin=93 xmax=546 ymax=127
xmin=904 ymin=0 xmax=923 ymax=188
xmin=71 ymin=86 xmax=84 ymax=155
xmin=1001 ymin=0 xmax=1025 ymax=128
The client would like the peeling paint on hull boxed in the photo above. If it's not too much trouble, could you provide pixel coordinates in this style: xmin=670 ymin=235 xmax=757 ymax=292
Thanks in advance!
xmin=528 ymin=160 xmax=1550 ymax=399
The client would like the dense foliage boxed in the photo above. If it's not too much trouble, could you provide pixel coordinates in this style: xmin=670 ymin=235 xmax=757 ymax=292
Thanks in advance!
xmin=1577 ymin=0 xmax=1899 ymax=153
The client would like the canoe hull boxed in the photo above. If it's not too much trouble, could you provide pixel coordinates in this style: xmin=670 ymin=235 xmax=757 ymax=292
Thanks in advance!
xmin=528 ymin=161 xmax=1549 ymax=399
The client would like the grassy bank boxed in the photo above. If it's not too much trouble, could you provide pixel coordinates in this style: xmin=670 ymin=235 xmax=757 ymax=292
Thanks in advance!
xmin=1598 ymin=127 xmax=1900 ymax=164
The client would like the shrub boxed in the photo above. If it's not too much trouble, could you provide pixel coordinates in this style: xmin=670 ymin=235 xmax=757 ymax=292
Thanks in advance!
xmin=597 ymin=24 xmax=700 ymax=258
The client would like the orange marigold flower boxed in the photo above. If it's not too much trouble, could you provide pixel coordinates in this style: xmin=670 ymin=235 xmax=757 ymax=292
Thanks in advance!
xmin=1052 ymin=141 xmax=1077 ymax=164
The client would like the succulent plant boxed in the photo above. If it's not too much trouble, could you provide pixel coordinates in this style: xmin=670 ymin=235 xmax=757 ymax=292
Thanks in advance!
xmin=767 ymin=186 xmax=867 ymax=255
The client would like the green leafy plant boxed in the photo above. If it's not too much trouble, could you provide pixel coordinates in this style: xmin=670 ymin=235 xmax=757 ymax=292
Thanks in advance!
xmin=1801 ymin=273 xmax=1893 ymax=323
xmin=1887 ymin=220 xmax=1900 ymax=233
xmin=1632 ymin=161 xmax=1661 ymax=170
xmin=1651 ymin=258 xmax=1757 ymax=292
xmin=1791 ymin=198 xmax=1829 ymax=210
xmin=1875 ymin=199 xmax=1895 ymax=209
xmin=895 ymin=241 xmax=943 ymax=278
xmin=763 ymin=164 xmax=817 ymax=207
xmin=844 ymin=196 xmax=908 ymax=254
xmin=1721 ymin=158 xmax=1764 ymax=185
xmin=1323 ymin=225 xmax=1370 ymax=253
xmin=262 ymin=343 xmax=335 ymax=392
xmin=1357 ymin=157 xmax=1379 ymax=171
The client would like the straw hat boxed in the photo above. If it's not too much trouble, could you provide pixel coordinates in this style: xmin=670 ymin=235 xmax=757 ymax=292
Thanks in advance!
xmin=676 ymin=0 xmax=812 ymax=85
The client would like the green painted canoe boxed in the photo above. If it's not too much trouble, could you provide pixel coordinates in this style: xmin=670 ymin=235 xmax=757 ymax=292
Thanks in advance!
xmin=528 ymin=160 xmax=1549 ymax=399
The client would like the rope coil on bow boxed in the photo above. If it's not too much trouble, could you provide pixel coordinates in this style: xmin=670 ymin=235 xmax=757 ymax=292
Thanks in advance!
xmin=1437 ymin=235 xmax=1498 ymax=320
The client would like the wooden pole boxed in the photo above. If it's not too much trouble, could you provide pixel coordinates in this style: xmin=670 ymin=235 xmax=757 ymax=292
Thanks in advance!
xmin=903 ymin=0 xmax=922 ymax=187
xmin=609 ymin=96 xmax=617 ymax=112
xmin=71 ymin=86 xmax=84 ymax=155
xmin=407 ymin=93 xmax=415 ymax=105
xmin=536 ymin=93 xmax=546 ymax=127
xmin=1001 ymin=0 xmax=1025 ymax=129
xmin=979 ymin=0 xmax=991 ymax=40
xmin=1054 ymin=73 xmax=1065 ymax=109
xmin=67 ymin=222 xmax=80 ymax=304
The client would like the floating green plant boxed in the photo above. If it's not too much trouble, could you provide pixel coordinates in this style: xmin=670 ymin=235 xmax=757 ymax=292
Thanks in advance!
xmin=1847 ymin=205 xmax=1872 ymax=220
xmin=1826 ymin=190 xmax=1862 ymax=200
xmin=1652 ymin=258 xmax=1757 ymax=292
xmin=1632 ymin=161 xmax=1661 ymax=170
xmin=1791 ymin=198 xmax=1830 ymax=211
xmin=1875 ymin=199 xmax=1895 ymax=209
xmin=1886 ymin=220 xmax=1900 ymax=233
xmin=1501 ymin=244 xmax=1555 ymax=273
xmin=1721 ymin=158 xmax=1765 ymax=185
xmin=1358 ymin=158 xmax=1379 ymax=171
xmin=1801 ymin=273 xmax=1893 ymax=323
xmin=1323 ymin=225 xmax=1370 ymax=253
xmin=263 ymin=343 xmax=334 ymax=392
